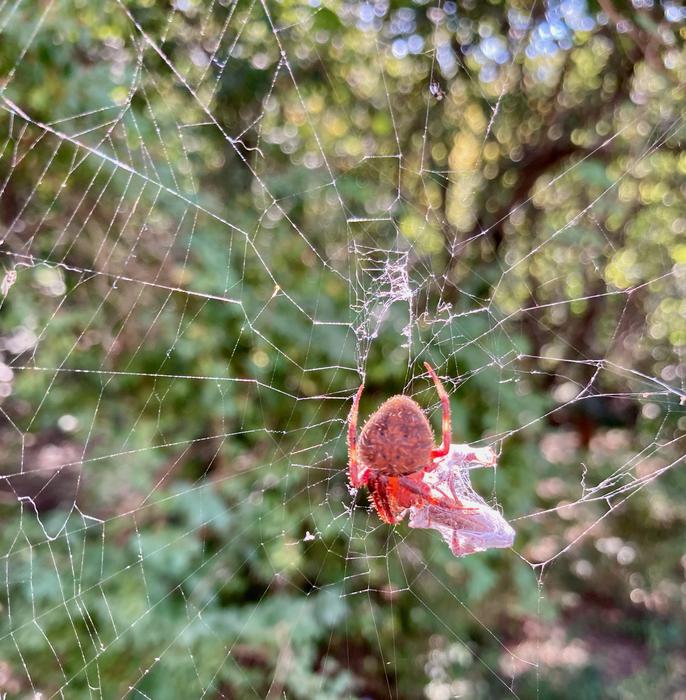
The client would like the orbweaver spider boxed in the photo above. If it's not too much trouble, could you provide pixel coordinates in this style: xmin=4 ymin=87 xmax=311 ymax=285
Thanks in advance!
xmin=347 ymin=363 xmax=488 ymax=523
xmin=347 ymin=363 xmax=515 ymax=555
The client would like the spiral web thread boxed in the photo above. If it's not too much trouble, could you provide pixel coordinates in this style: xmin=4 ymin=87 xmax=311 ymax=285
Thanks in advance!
xmin=0 ymin=1 xmax=684 ymax=698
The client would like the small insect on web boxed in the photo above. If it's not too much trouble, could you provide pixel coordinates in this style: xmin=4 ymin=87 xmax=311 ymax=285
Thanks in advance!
xmin=347 ymin=362 xmax=514 ymax=557
xmin=407 ymin=445 xmax=515 ymax=557
xmin=429 ymin=79 xmax=446 ymax=101
xmin=1 ymin=269 xmax=17 ymax=296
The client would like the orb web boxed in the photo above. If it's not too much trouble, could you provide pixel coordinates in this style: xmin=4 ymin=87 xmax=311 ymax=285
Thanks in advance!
xmin=0 ymin=1 xmax=684 ymax=698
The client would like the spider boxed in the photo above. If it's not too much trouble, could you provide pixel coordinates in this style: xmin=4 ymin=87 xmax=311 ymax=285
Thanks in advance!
xmin=347 ymin=362 xmax=484 ymax=524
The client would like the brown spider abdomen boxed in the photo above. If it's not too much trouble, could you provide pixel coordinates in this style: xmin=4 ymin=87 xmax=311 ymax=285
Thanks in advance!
xmin=358 ymin=395 xmax=434 ymax=477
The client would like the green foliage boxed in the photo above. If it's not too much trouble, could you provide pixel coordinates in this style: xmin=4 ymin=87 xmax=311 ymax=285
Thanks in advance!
xmin=1 ymin=1 xmax=685 ymax=698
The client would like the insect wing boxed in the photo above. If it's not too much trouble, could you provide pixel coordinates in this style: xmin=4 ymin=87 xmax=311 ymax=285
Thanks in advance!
xmin=406 ymin=453 xmax=514 ymax=557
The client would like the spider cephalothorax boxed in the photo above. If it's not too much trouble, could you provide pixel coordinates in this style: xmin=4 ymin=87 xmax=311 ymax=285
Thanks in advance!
xmin=347 ymin=362 xmax=475 ymax=524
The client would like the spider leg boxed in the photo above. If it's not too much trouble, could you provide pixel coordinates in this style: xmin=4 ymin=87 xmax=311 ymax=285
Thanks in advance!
xmin=424 ymin=362 xmax=452 ymax=461
xmin=347 ymin=383 xmax=367 ymax=488
xmin=368 ymin=474 xmax=407 ymax=524
xmin=396 ymin=473 xmax=480 ymax=514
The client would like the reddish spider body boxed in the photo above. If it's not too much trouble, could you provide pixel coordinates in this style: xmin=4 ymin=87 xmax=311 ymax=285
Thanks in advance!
xmin=347 ymin=362 xmax=477 ymax=524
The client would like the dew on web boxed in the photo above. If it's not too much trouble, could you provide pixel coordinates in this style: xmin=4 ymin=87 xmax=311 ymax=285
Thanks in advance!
xmin=0 ymin=1 xmax=685 ymax=698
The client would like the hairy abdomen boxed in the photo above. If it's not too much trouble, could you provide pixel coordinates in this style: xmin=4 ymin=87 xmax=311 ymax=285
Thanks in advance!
xmin=358 ymin=395 xmax=434 ymax=476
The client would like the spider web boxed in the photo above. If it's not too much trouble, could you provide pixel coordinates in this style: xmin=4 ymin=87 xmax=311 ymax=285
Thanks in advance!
xmin=0 ymin=1 xmax=685 ymax=698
